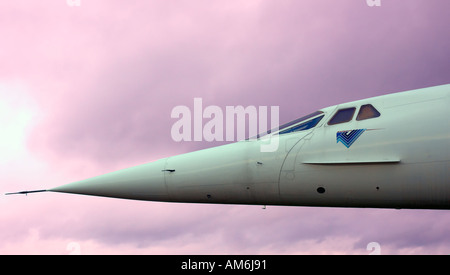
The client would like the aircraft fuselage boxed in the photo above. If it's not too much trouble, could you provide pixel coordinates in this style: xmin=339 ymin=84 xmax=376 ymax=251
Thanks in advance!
xmin=29 ymin=84 xmax=450 ymax=209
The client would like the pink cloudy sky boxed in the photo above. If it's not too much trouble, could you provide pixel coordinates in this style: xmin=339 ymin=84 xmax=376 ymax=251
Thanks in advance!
xmin=1 ymin=0 xmax=449 ymax=254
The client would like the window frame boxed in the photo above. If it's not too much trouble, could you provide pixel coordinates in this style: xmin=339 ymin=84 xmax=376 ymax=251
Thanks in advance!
xmin=278 ymin=114 xmax=325 ymax=135
xmin=327 ymin=107 xmax=356 ymax=125
xmin=248 ymin=111 xmax=324 ymax=139
xmin=356 ymin=104 xmax=381 ymax=121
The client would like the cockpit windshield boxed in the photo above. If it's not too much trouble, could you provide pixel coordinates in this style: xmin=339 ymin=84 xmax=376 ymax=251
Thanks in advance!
xmin=278 ymin=114 xmax=324 ymax=134
xmin=277 ymin=111 xmax=324 ymax=135
xmin=251 ymin=111 xmax=324 ymax=139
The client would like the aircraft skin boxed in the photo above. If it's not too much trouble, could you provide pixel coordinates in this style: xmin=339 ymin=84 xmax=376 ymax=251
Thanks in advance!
xmin=7 ymin=84 xmax=450 ymax=209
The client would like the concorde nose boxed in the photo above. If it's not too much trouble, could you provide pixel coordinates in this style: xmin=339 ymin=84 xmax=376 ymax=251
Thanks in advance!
xmin=49 ymin=159 xmax=169 ymax=201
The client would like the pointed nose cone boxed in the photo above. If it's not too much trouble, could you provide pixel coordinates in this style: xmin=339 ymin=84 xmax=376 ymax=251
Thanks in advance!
xmin=50 ymin=159 xmax=169 ymax=201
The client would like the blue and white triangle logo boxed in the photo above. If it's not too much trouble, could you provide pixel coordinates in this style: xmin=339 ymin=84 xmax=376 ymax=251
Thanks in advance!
xmin=336 ymin=129 xmax=366 ymax=148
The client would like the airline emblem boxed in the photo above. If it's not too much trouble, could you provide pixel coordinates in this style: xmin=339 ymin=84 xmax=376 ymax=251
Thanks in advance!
xmin=336 ymin=129 xmax=366 ymax=148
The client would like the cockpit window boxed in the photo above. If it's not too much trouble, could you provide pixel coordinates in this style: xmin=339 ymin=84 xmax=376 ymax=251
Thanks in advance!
xmin=356 ymin=104 xmax=380 ymax=121
xmin=277 ymin=111 xmax=323 ymax=132
xmin=250 ymin=111 xmax=324 ymax=139
xmin=278 ymin=115 xmax=324 ymax=135
xmin=328 ymin=107 xmax=356 ymax=125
